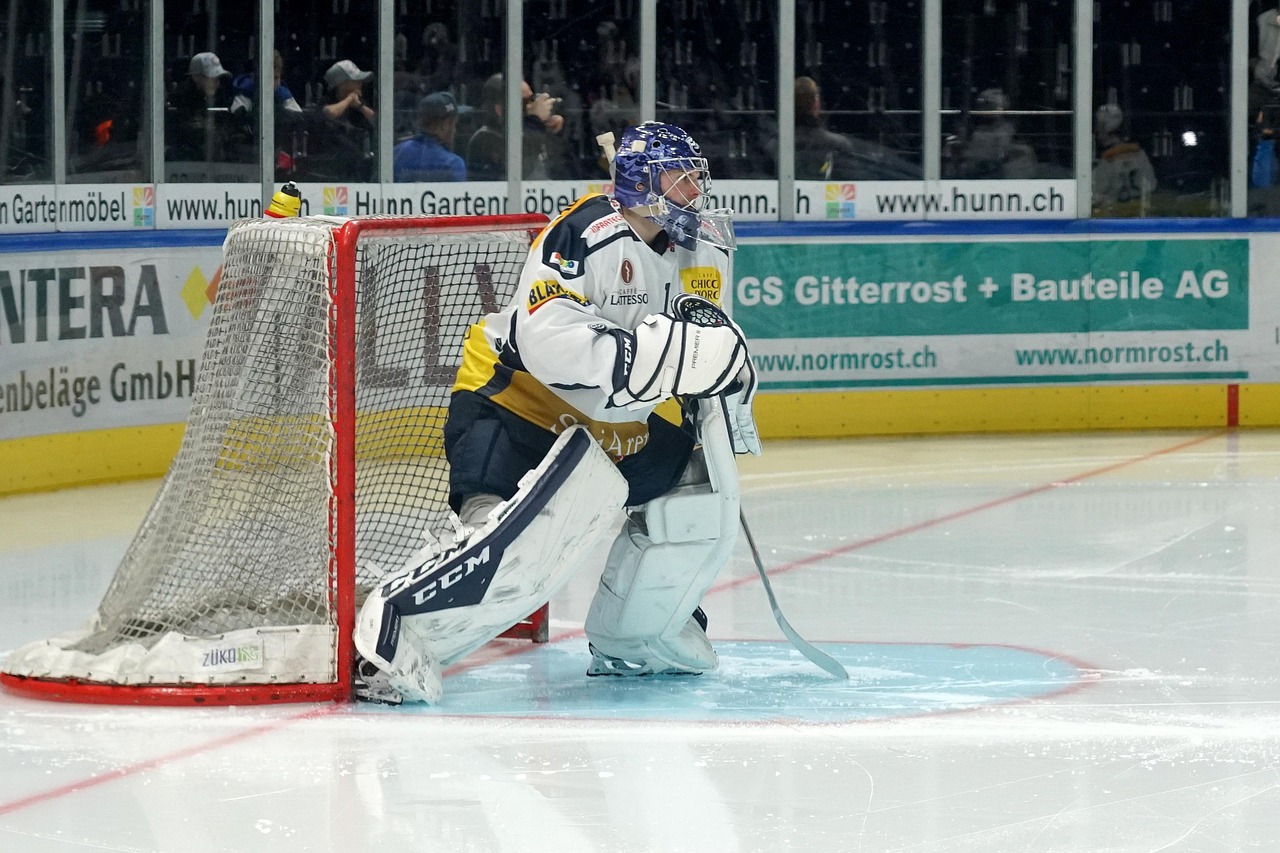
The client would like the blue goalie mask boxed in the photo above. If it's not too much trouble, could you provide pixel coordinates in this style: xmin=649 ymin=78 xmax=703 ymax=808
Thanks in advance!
xmin=604 ymin=121 xmax=735 ymax=250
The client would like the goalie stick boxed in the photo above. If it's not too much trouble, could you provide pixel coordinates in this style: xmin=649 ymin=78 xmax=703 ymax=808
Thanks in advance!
xmin=738 ymin=510 xmax=849 ymax=680
xmin=671 ymin=294 xmax=849 ymax=680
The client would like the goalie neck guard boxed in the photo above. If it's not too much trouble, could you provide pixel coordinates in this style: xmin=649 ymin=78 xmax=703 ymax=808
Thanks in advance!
xmin=606 ymin=121 xmax=735 ymax=252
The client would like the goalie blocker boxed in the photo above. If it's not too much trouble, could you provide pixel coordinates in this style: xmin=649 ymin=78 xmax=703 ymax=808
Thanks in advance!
xmin=353 ymin=426 xmax=627 ymax=703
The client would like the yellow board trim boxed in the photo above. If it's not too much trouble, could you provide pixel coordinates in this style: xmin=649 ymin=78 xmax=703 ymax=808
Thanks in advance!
xmin=4 ymin=383 xmax=1278 ymax=495
xmin=0 ymin=424 xmax=184 ymax=496
xmin=1239 ymin=384 xmax=1280 ymax=426
xmin=755 ymin=383 xmax=1279 ymax=438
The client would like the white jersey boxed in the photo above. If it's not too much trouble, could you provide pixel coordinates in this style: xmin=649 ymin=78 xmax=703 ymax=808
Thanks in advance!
xmin=1093 ymin=141 xmax=1157 ymax=211
xmin=453 ymin=193 xmax=731 ymax=460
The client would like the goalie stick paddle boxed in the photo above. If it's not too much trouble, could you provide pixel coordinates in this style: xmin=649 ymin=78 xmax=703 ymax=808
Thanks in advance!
xmin=739 ymin=511 xmax=851 ymax=680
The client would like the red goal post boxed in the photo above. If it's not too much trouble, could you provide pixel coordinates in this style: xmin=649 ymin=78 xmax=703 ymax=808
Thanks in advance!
xmin=0 ymin=213 xmax=549 ymax=705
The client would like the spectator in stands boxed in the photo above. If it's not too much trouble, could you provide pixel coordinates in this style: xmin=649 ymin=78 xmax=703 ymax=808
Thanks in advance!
xmin=589 ymin=79 xmax=639 ymax=175
xmin=1249 ymin=10 xmax=1280 ymax=206
xmin=231 ymin=50 xmax=303 ymax=118
xmin=308 ymin=59 xmax=376 ymax=181
xmin=1256 ymin=8 xmax=1280 ymax=98
xmin=166 ymin=52 xmax=244 ymax=163
xmin=394 ymin=23 xmax=459 ymax=139
xmin=393 ymin=91 xmax=466 ymax=182
xmin=1092 ymin=103 xmax=1156 ymax=216
xmin=794 ymin=76 xmax=856 ymax=180
xmin=230 ymin=50 xmax=304 ymax=179
xmin=466 ymin=73 xmax=566 ymax=180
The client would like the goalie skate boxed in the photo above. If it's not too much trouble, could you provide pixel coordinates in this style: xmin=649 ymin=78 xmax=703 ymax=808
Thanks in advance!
xmin=586 ymin=609 xmax=711 ymax=677
xmin=352 ymin=655 xmax=404 ymax=705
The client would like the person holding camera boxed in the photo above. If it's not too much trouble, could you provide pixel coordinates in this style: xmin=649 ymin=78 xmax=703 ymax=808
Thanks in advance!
xmin=465 ymin=73 xmax=567 ymax=180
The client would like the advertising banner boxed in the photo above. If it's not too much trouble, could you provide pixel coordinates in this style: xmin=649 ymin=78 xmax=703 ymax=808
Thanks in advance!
xmin=154 ymin=183 xmax=263 ymax=229
xmin=733 ymin=236 xmax=1267 ymax=388
xmin=0 ymin=178 xmax=1081 ymax=233
xmin=794 ymin=180 xmax=1077 ymax=221
xmin=167 ymin=180 xmax=786 ymax=225
xmin=0 ymin=185 xmax=157 ymax=234
xmin=0 ymin=244 xmax=222 ymax=439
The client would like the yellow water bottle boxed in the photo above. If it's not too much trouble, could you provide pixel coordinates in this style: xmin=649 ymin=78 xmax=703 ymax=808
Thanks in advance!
xmin=265 ymin=181 xmax=302 ymax=218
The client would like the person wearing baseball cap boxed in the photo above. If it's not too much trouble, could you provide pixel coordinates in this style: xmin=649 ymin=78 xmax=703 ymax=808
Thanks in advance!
xmin=322 ymin=59 xmax=375 ymax=124
xmin=324 ymin=59 xmax=373 ymax=90
xmin=166 ymin=50 xmax=245 ymax=169
xmin=189 ymin=52 xmax=231 ymax=86
xmin=310 ymin=58 xmax=376 ymax=180
xmin=393 ymin=92 xmax=466 ymax=182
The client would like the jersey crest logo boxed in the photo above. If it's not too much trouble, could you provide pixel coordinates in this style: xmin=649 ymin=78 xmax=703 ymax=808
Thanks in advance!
xmin=528 ymin=279 xmax=590 ymax=313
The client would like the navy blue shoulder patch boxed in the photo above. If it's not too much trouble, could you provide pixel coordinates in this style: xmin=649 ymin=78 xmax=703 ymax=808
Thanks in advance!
xmin=540 ymin=196 xmax=627 ymax=279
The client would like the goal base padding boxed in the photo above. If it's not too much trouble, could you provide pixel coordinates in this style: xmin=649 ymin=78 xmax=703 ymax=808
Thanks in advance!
xmin=0 ymin=605 xmax=550 ymax=706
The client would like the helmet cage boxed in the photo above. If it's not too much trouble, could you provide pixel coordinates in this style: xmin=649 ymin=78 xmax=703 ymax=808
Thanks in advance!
xmin=643 ymin=156 xmax=712 ymax=246
xmin=648 ymin=156 xmax=711 ymax=214
xmin=608 ymin=121 xmax=733 ymax=250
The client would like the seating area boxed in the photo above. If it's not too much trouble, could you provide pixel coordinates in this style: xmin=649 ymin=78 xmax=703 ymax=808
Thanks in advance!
xmin=0 ymin=0 xmax=1254 ymax=207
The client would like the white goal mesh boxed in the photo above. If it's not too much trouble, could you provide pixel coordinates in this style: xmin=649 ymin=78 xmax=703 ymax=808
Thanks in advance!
xmin=1 ymin=214 xmax=545 ymax=703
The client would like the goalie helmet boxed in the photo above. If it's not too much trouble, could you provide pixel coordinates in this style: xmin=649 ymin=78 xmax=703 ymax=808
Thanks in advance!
xmin=606 ymin=121 xmax=735 ymax=251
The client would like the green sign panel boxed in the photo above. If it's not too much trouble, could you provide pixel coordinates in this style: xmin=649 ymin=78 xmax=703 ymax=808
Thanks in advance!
xmin=733 ymin=239 xmax=1249 ymax=337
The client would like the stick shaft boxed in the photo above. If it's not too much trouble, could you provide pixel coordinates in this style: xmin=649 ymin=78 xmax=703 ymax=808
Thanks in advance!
xmin=739 ymin=512 xmax=849 ymax=680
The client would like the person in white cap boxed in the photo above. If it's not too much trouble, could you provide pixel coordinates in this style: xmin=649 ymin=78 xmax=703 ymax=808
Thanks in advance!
xmin=166 ymin=51 xmax=243 ymax=165
xmin=309 ymin=59 xmax=376 ymax=180
xmin=322 ymin=59 xmax=375 ymax=125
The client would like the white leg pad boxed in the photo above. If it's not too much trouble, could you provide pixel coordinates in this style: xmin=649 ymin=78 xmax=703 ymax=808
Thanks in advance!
xmin=584 ymin=517 xmax=720 ymax=673
xmin=354 ymin=426 xmax=627 ymax=702
xmin=584 ymin=424 xmax=740 ymax=674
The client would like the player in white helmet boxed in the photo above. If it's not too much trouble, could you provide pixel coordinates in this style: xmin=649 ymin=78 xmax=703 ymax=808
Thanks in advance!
xmin=353 ymin=121 xmax=759 ymax=703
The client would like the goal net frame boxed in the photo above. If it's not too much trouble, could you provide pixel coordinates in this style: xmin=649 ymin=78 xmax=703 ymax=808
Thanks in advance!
xmin=0 ymin=212 xmax=550 ymax=706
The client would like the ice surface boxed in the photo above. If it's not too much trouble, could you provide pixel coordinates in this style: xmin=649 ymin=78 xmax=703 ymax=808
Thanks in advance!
xmin=3 ymin=430 xmax=1280 ymax=851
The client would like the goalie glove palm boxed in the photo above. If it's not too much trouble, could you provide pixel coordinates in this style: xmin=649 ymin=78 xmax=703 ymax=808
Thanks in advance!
xmin=610 ymin=313 xmax=747 ymax=409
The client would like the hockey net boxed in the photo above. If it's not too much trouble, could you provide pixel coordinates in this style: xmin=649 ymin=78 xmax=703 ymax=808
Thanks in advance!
xmin=0 ymin=213 xmax=548 ymax=704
